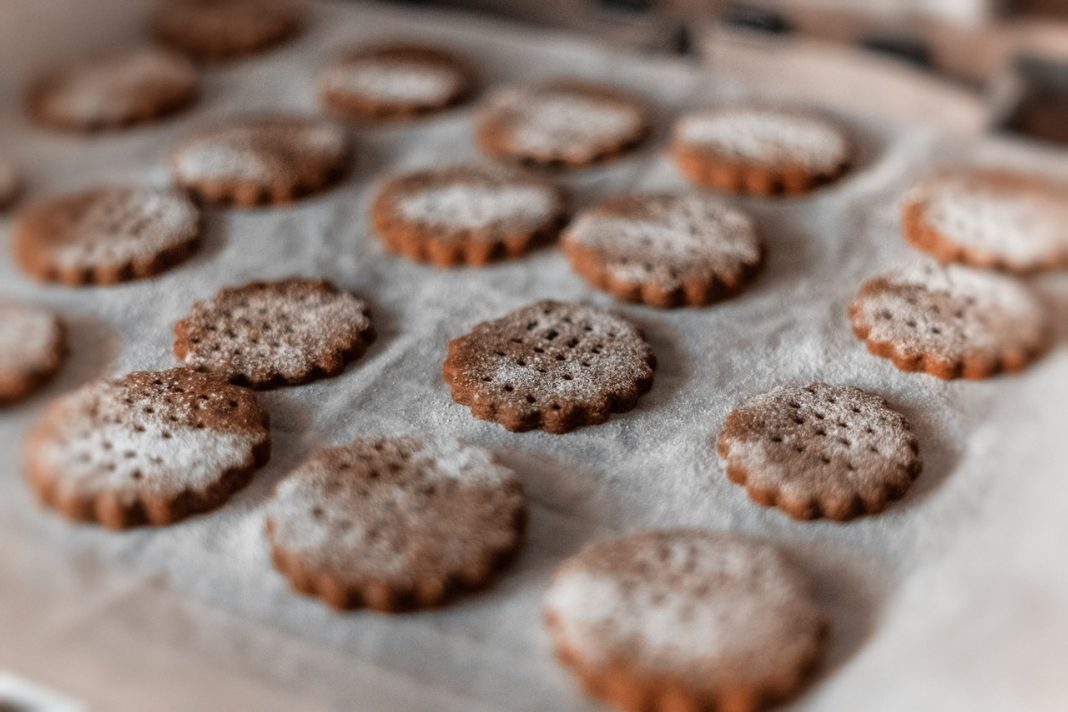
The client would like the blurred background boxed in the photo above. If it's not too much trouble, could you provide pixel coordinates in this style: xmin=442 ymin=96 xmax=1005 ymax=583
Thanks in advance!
xmin=421 ymin=0 xmax=1068 ymax=142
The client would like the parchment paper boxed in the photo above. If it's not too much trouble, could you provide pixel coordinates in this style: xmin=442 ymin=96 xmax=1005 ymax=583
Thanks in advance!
xmin=1 ymin=2 xmax=1067 ymax=711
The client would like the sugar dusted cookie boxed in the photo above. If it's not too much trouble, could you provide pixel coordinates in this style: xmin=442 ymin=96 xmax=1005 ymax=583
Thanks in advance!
xmin=849 ymin=263 xmax=1050 ymax=379
xmin=545 ymin=529 xmax=827 ymax=712
xmin=477 ymin=81 xmax=650 ymax=169
xmin=13 ymin=186 xmax=201 ymax=286
xmin=563 ymin=192 xmax=763 ymax=307
xmin=266 ymin=436 xmax=526 ymax=611
xmin=903 ymin=168 xmax=1068 ymax=274
xmin=174 ymin=278 xmax=375 ymax=388
xmin=28 ymin=47 xmax=198 ymax=132
xmin=25 ymin=368 xmax=270 ymax=529
xmin=155 ymin=0 xmax=301 ymax=62
xmin=0 ymin=301 xmax=65 ymax=405
xmin=717 ymin=383 xmax=921 ymax=521
xmin=371 ymin=164 xmax=567 ymax=266
xmin=319 ymin=44 xmax=475 ymax=122
xmin=672 ymin=105 xmax=851 ymax=195
xmin=171 ymin=115 xmax=351 ymax=206
xmin=444 ymin=300 xmax=655 ymax=433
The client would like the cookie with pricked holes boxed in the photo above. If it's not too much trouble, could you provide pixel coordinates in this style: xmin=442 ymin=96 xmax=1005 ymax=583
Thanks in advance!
xmin=717 ymin=383 xmax=921 ymax=520
xmin=24 ymin=368 xmax=270 ymax=529
xmin=266 ymin=436 xmax=525 ymax=611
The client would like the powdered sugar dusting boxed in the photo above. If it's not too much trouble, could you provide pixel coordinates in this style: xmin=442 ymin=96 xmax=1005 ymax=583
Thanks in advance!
xmin=720 ymin=383 xmax=919 ymax=507
xmin=38 ymin=48 xmax=196 ymax=124
xmin=173 ymin=117 xmax=348 ymax=183
xmin=397 ymin=182 xmax=558 ymax=233
xmin=320 ymin=59 xmax=463 ymax=104
xmin=454 ymin=300 xmax=654 ymax=404
xmin=489 ymin=86 xmax=644 ymax=161
xmin=42 ymin=187 xmax=199 ymax=271
xmin=676 ymin=107 xmax=849 ymax=172
xmin=914 ymin=171 xmax=1068 ymax=265
xmin=267 ymin=436 xmax=524 ymax=582
xmin=545 ymin=530 xmax=824 ymax=689
xmin=852 ymin=263 xmax=1048 ymax=360
xmin=30 ymin=370 xmax=266 ymax=499
xmin=566 ymin=193 xmax=760 ymax=287
xmin=0 ymin=301 xmax=61 ymax=378
xmin=177 ymin=278 xmax=373 ymax=385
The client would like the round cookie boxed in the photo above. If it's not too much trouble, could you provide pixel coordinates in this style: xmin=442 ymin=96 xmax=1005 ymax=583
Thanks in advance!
xmin=155 ymin=0 xmax=301 ymax=62
xmin=170 ymin=115 xmax=351 ymax=206
xmin=24 ymin=368 xmax=270 ymax=529
xmin=0 ymin=301 xmax=65 ymax=405
xmin=849 ymin=263 xmax=1050 ymax=379
xmin=174 ymin=277 xmax=375 ymax=388
xmin=563 ymin=192 xmax=763 ymax=308
xmin=13 ymin=186 xmax=201 ymax=286
xmin=0 ymin=158 xmax=20 ymax=210
xmin=672 ymin=105 xmax=851 ymax=195
xmin=902 ymin=168 xmax=1068 ymax=274
xmin=477 ymin=80 xmax=650 ymax=169
xmin=371 ymin=164 xmax=567 ymax=266
xmin=28 ymin=47 xmax=198 ymax=132
xmin=266 ymin=436 xmax=526 ymax=611
xmin=319 ymin=44 xmax=475 ymax=122
xmin=545 ymin=529 xmax=827 ymax=712
xmin=443 ymin=300 xmax=656 ymax=433
xmin=717 ymin=383 xmax=921 ymax=521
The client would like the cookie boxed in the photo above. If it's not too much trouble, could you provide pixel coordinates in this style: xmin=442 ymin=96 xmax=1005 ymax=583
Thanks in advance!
xmin=716 ymin=383 xmax=921 ymax=521
xmin=563 ymin=192 xmax=763 ymax=308
xmin=545 ymin=529 xmax=827 ymax=712
xmin=155 ymin=0 xmax=301 ymax=62
xmin=371 ymin=164 xmax=567 ymax=266
xmin=902 ymin=168 xmax=1068 ymax=274
xmin=266 ymin=436 xmax=526 ymax=611
xmin=443 ymin=300 xmax=655 ymax=433
xmin=672 ymin=105 xmax=851 ymax=195
xmin=27 ymin=47 xmax=198 ymax=132
xmin=319 ymin=44 xmax=475 ymax=122
xmin=174 ymin=277 xmax=375 ymax=388
xmin=13 ymin=186 xmax=201 ymax=286
xmin=170 ymin=115 xmax=351 ymax=206
xmin=24 ymin=368 xmax=270 ymax=529
xmin=0 ymin=158 xmax=21 ymax=210
xmin=0 ymin=301 xmax=65 ymax=405
xmin=849 ymin=263 xmax=1050 ymax=379
xmin=477 ymin=80 xmax=650 ymax=169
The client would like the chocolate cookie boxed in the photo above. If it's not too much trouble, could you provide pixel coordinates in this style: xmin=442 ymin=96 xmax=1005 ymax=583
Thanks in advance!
xmin=13 ymin=185 xmax=201 ymax=286
xmin=371 ymin=164 xmax=567 ymax=266
xmin=170 ymin=115 xmax=351 ymax=206
xmin=155 ymin=0 xmax=301 ymax=62
xmin=0 ymin=300 xmax=65 ymax=405
xmin=849 ymin=263 xmax=1050 ymax=379
xmin=443 ymin=300 xmax=655 ymax=433
xmin=545 ymin=529 xmax=827 ymax=712
xmin=174 ymin=277 xmax=375 ymax=388
xmin=25 ymin=368 xmax=270 ymax=529
xmin=27 ymin=47 xmax=198 ymax=132
xmin=562 ymin=192 xmax=763 ymax=307
xmin=319 ymin=43 xmax=475 ymax=122
xmin=477 ymin=80 xmax=650 ymax=169
xmin=672 ymin=105 xmax=851 ymax=195
xmin=266 ymin=436 xmax=526 ymax=611
xmin=717 ymin=383 xmax=921 ymax=520
xmin=902 ymin=168 xmax=1068 ymax=274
